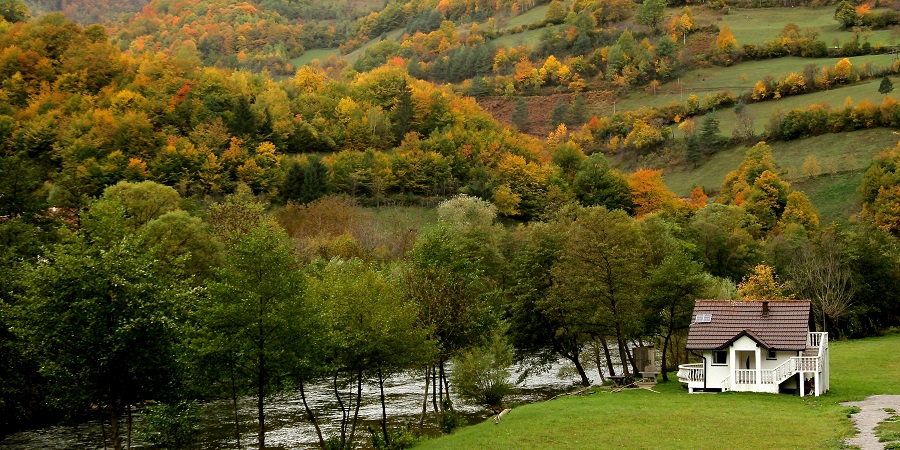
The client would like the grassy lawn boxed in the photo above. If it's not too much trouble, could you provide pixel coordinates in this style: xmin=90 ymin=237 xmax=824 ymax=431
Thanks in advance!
xmin=792 ymin=171 xmax=863 ymax=225
xmin=416 ymin=331 xmax=900 ymax=450
xmin=720 ymin=6 xmax=896 ymax=47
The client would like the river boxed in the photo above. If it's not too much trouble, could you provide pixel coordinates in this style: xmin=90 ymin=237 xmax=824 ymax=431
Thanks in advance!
xmin=0 ymin=361 xmax=587 ymax=449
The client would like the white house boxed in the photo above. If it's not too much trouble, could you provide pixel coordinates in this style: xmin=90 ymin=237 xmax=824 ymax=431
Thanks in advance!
xmin=677 ymin=300 xmax=829 ymax=397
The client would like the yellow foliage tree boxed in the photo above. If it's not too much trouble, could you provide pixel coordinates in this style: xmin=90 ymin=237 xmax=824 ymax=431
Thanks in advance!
xmin=628 ymin=168 xmax=676 ymax=218
xmin=738 ymin=264 xmax=793 ymax=300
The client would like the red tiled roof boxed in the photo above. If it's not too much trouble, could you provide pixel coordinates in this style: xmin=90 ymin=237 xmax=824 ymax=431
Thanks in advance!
xmin=685 ymin=300 xmax=812 ymax=351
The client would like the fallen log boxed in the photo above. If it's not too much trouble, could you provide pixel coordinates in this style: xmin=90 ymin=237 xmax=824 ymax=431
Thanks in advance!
xmin=549 ymin=386 xmax=592 ymax=400
xmin=493 ymin=408 xmax=511 ymax=424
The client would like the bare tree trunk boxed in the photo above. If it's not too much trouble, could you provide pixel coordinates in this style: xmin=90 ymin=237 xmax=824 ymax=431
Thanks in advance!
xmin=600 ymin=337 xmax=615 ymax=377
xmin=334 ymin=371 xmax=347 ymax=448
xmin=437 ymin=359 xmax=445 ymax=413
xmin=662 ymin=330 xmax=673 ymax=382
xmin=572 ymin=354 xmax=591 ymax=386
xmin=257 ymin=352 xmax=266 ymax=449
xmin=110 ymin=395 xmax=122 ymax=450
xmin=378 ymin=367 xmax=389 ymax=447
xmin=299 ymin=377 xmax=326 ymax=449
xmin=431 ymin=364 xmax=438 ymax=413
xmin=419 ymin=365 xmax=430 ymax=432
xmin=126 ymin=404 xmax=132 ymax=450
xmin=348 ymin=369 xmax=364 ymax=447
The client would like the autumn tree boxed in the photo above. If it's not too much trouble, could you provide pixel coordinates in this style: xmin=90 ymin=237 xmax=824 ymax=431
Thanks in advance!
xmin=738 ymin=264 xmax=792 ymax=300
xmin=859 ymin=142 xmax=900 ymax=235
xmin=787 ymin=230 xmax=854 ymax=335
xmin=628 ymin=168 xmax=676 ymax=218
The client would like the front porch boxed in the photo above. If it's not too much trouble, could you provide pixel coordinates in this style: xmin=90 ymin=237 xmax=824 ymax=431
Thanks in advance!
xmin=677 ymin=332 xmax=829 ymax=396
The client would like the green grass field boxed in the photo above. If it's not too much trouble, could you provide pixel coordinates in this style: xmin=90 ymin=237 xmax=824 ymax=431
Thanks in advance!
xmin=492 ymin=24 xmax=561 ymax=48
xmin=416 ymin=331 xmax=900 ymax=449
xmin=289 ymin=48 xmax=341 ymax=67
xmin=720 ymin=6 xmax=896 ymax=48
xmin=503 ymin=4 xmax=549 ymax=30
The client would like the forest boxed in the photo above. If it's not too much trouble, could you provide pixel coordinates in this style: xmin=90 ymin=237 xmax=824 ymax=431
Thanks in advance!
xmin=2 ymin=0 xmax=900 ymax=448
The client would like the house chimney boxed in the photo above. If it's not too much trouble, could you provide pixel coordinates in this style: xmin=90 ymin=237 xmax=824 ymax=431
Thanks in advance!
xmin=762 ymin=301 xmax=769 ymax=317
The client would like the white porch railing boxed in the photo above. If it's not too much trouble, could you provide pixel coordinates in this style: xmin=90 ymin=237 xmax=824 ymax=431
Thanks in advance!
xmin=677 ymin=363 xmax=704 ymax=383
xmin=734 ymin=369 xmax=756 ymax=384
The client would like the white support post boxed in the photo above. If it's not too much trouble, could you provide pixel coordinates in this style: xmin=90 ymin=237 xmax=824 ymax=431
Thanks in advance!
xmin=755 ymin=347 xmax=761 ymax=388
xmin=729 ymin=346 xmax=736 ymax=390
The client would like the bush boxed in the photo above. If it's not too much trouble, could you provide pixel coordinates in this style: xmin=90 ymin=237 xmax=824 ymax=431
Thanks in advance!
xmin=138 ymin=402 xmax=200 ymax=449
xmin=449 ymin=329 xmax=514 ymax=410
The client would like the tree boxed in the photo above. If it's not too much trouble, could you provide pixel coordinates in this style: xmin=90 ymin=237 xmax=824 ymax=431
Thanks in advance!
xmin=305 ymin=258 xmax=433 ymax=449
xmin=282 ymin=156 xmax=330 ymax=204
xmin=715 ymin=24 xmax=738 ymax=61
xmin=879 ymin=76 xmax=894 ymax=97
xmin=545 ymin=0 xmax=566 ymax=24
xmin=511 ymin=97 xmax=530 ymax=130
xmin=550 ymin=97 xmax=568 ymax=127
xmin=787 ymin=230 xmax=854 ymax=335
xmin=20 ymin=218 xmax=190 ymax=450
xmin=689 ymin=204 xmax=762 ymax=281
xmin=551 ymin=206 xmax=649 ymax=377
xmin=643 ymin=252 xmax=714 ymax=381
xmin=834 ymin=0 xmax=858 ymax=28
xmin=204 ymin=217 xmax=307 ymax=450
xmin=737 ymin=264 xmax=792 ymax=300
xmin=573 ymin=153 xmax=634 ymax=213
xmin=859 ymin=143 xmax=900 ymax=235
xmin=628 ymin=168 xmax=675 ymax=218
xmin=450 ymin=327 xmax=514 ymax=410
xmin=0 ymin=0 xmax=29 ymax=22
xmin=636 ymin=0 xmax=667 ymax=33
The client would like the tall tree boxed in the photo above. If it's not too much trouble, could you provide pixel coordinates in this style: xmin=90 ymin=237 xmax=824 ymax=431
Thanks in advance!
xmin=204 ymin=213 xmax=306 ymax=449
xmin=511 ymin=97 xmax=530 ymax=130
xmin=551 ymin=206 xmax=649 ymax=376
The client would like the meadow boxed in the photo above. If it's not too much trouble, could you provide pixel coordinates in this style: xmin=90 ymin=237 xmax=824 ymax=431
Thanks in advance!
xmin=416 ymin=331 xmax=900 ymax=449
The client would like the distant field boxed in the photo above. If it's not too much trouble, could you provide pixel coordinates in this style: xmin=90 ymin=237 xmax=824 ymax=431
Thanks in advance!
xmin=793 ymin=171 xmax=863 ymax=225
xmin=492 ymin=24 xmax=561 ymax=48
xmin=503 ymin=4 xmax=549 ymax=30
xmin=611 ymin=54 xmax=898 ymax=115
xmin=673 ymin=77 xmax=899 ymax=139
xmin=290 ymin=48 xmax=340 ymax=67
xmin=720 ymin=6 xmax=896 ymax=47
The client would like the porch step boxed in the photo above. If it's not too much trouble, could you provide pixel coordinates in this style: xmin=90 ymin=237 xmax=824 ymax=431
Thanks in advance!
xmin=802 ymin=347 xmax=819 ymax=357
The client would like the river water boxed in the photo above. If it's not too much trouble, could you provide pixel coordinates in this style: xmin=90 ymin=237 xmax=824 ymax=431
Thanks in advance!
xmin=0 ymin=361 xmax=587 ymax=449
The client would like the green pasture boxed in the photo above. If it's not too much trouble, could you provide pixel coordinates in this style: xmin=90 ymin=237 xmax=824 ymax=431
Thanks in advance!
xmin=792 ymin=171 xmax=864 ymax=225
xmin=417 ymin=331 xmax=900 ymax=450
xmin=671 ymin=76 xmax=898 ymax=139
xmin=343 ymin=28 xmax=406 ymax=64
xmin=610 ymin=53 xmax=898 ymax=115
xmin=503 ymin=4 xmax=549 ymax=30
xmin=492 ymin=24 xmax=561 ymax=49
xmin=720 ymin=6 xmax=897 ymax=48
xmin=289 ymin=48 xmax=340 ymax=67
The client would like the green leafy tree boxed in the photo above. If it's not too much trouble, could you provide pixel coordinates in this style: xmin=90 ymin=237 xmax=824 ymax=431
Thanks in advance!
xmin=834 ymin=0 xmax=858 ymax=29
xmin=450 ymin=327 xmax=514 ymax=410
xmin=573 ymin=153 xmax=635 ymax=213
xmin=305 ymin=258 xmax=433 ymax=449
xmin=550 ymin=206 xmax=649 ymax=377
xmin=19 ymin=220 xmax=190 ymax=450
xmin=636 ymin=0 xmax=667 ymax=32
xmin=545 ymin=0 xmax=567 ymax=24
xmin=643 ymin=252 xmax=714 ymax=381
xmin=204 ymin=216 xmax=307 ymax=450
xmin=550 ymin=97 xmax=568 ymax=127
xmin=0 ymin=0 xmax=29 ymax=22
xmin=689 ymin=203 xmax=762 ymax=281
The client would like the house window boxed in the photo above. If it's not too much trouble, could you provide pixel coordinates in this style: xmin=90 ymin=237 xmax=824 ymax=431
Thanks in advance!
xmin=767 ymin=349 xmax=777 ymax=360
xmin=712 ymin=350 xmax=727 ymax=365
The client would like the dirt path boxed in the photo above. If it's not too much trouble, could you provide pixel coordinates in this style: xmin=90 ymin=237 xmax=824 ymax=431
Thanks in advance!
xmin=842 ymin=395 xmax=900 ymax=449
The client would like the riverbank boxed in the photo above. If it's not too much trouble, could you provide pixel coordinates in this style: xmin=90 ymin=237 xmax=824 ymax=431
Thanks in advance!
xmin=417 ymin=330 xmax=900 ymax=449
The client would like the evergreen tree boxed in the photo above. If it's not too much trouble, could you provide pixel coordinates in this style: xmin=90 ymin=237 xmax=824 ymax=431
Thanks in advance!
xmin=511 ymin=98 xmax=530 ymax=130
xmin=879 ymin=76 xmax=894 ymax=96
xmin=550 ymin=97 xmax=568 ymax=127
xmin=568 ymin=93 xmax=586 ymax=126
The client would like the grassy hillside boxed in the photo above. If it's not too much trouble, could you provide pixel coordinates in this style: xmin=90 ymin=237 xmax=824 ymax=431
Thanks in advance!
xmin=416 ymin=331 xmax=900 ymax=450
xmin=722 ymin=6 xmax=896 ymax=47
xmin=662 ymin=128 xmax=897 ymax=223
